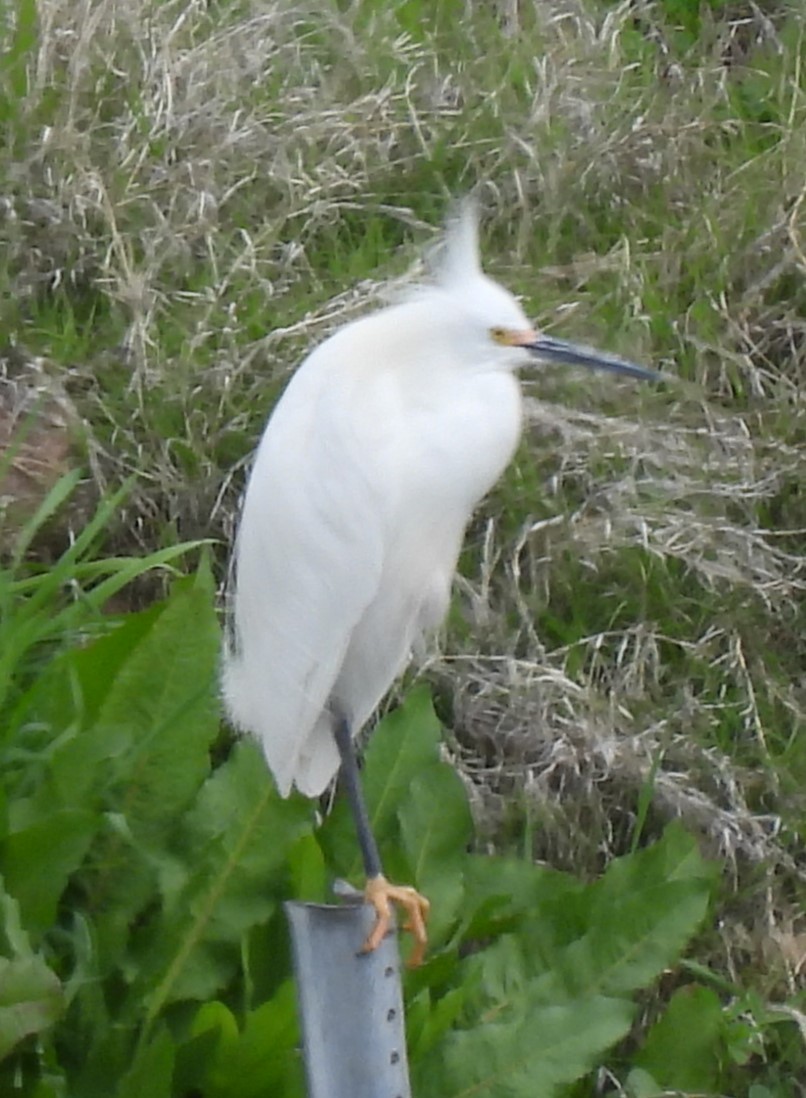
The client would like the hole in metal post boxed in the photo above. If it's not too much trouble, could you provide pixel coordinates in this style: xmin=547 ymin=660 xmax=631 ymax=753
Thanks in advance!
xmin=384 ymin=965 xmax=394 ymax=977
xmin=390 ymin=1051 xmax=400 ymax=1064
xmin=387 ymin=1008 xmax=396 ymax=1022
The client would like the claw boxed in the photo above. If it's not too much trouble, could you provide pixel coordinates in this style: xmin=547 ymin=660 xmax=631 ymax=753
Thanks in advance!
xmin=361 ymin=874 xmax=431 ymax=967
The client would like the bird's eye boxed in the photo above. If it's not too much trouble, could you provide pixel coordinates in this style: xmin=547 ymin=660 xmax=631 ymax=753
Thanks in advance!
xmin=490 ymin=326 xmax=509 ymax=345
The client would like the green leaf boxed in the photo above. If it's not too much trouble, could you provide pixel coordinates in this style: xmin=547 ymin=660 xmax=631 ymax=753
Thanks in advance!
xmin=408 ymin=986 xmax=467 ymax=1061
xmin=38 ymin=572 xmax=223 ymax=970
xmin=625 ymin=1066 xmax=664 ymax=1098
xmin=551 ymin=879 xmax=711 ymax=1001
xmin=214 ymin=982 xmax=303 ymax=1098
xmin=0 ymin=468 xmax=205 ymax=720
xmin=191 ymin=1000 xmax=240 ymax=1047
xmin=318 ymin=686 xmax=442 ymax=877
xmin=10 ymin=470 xmax=81 ymax=571
xmin=2 ymin=808 xmax=98 ymax=935
xmin=288 ymin=833 xmax=328 ymax=903
xmin=399 ymin=763 xmax=473 ymax=944
xmin=460 ymin=852 xmax=582 ymax=942
xmin=633 ymin=984 xmax=724 ymax=1091
xmin=75 ymin=570 xmax=220 ymax=836
xmin=0 ymin=956 xmax=64 ymax=1061
xmin=177 ymin=985 xmax=304 ymax=1098
xmin=400 ymin=764 xmax=473 ymax=881
xmin=0 ymin=874 xmax=34 ymax=958
xmin=534 ymin=825 xmax=715 ymax=1001
xmin=417 ymin=994 xmax=633 ymax=1098
xmin=132 ymin=741 xmax=312 ymax=1026
xmin=117 ymin=1026 xmax=174 ymax=1098
xmin=5 ymin=598 xmax=164 ymax=759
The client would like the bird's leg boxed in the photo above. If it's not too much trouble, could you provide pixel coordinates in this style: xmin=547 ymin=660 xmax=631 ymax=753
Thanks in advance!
xmin=332 ymin=714 xmax=383 ymax=877
xmin=333 ymin=716 xmax=430 ymax=966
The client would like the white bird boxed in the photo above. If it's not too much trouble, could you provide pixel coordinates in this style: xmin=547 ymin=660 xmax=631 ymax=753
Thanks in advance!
xmin=223 ymin=204 xmax=657 ymax=963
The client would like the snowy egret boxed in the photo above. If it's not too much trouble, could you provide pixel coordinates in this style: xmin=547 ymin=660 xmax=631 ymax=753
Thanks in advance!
xmin=223 ymin=205 xmax=658 ymax=964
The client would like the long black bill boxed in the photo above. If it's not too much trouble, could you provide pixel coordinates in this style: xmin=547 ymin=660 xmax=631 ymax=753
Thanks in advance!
xmin=526 ymin=334 xmax=659 ymax=382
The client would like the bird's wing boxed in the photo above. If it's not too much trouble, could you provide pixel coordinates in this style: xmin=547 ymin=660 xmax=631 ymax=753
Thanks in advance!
xmin=221 ymin=356 xmax=385 ymax=797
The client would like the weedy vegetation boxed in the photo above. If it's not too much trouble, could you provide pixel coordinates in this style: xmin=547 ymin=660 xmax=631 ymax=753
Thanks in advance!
xmin=1 ymin=0 xmax=804 ymax=1095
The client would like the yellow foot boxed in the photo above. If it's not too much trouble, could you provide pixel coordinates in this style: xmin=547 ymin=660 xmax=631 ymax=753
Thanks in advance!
xmin=361 ymin=874 xmax=431 ymax=967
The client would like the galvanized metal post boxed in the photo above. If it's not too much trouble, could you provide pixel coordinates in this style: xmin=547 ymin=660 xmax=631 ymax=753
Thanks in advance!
xmin=286 ymin=900 xmax=411 ymax=1098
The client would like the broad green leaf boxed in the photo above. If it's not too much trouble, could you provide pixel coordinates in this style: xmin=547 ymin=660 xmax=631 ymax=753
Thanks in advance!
xmin=1 ymin=600 xmax=163 ymax=771
xmin=0 ymin=956 xmax=63 ymax=1060
xmin=459 ymin=852 xmax=582 ymax=943
xmin=318 ymin=686 xmax=442 ymax=877
xmin=132 ymin=741 xmax=313 ymax=1022
xmin=598 ymin=821 xmax=716 ymax=899
xmin=288 ymin=833 xmax=328 ymax=903
xmin=209 ymin=982 xmax=303 ymax=1098
xmin=363 ymin=687 xmax=442 ymax=834
xmin=407 ymin=986 xmax=471 ymax=1061
xmin=633 ymin=984 xmax=724 ymax=1091
xmin=417 ymin=994 xmax=633 ymax=1098
xmin=399 ymin=764 xmax=473 ymax=944
xmin=399 ymin=764 xmax=473 ymax=880
xmin=76 ymin=570 xmax=220 ymax=837
xmin=117 ymin=1026 xmax=174 ymax=1098
xmin=48 ymin=600 xmax=165 ymax=733
xmin=546 ymin=879 xmax=711 ymax=1000
xmin=23 ymin=573 xmax=222 ymax=972
xmin=191 ymin=1000 xmax=240 ymax=1047
xmin=173 ymin=1024 xmax=232 ymax=1098
xmin=532 ymin=826 xmax=714 ymax=1002
xmin=2 ymin=808 xmax=98 ymax=935
xmin=466 ymin=934 xmax=532 ymax=1006
xmin=625 ymin=1066 xmax=664 ymax=1097
xmin=0 ymin=876 xmax=33 ymax=958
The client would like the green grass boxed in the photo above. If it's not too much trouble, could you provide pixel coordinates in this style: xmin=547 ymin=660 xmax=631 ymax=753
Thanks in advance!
xmin=1 ymin=0 xmax=805 ymax=1094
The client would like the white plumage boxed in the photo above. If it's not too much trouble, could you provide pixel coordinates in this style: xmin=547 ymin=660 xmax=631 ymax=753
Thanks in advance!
xmin=222 ymin=206 xmax=656 ymax=798
xmin=223 ymin=208 xmax=528 ymax=795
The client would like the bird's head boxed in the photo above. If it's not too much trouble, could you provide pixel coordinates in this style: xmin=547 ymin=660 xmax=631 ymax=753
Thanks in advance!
xmin=433 ymin=201 xmax=657 ymax=383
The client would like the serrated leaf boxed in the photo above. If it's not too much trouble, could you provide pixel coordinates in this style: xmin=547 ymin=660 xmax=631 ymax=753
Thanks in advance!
xmin=46 ymin=575 xmax=219 ymax=823
xmin=463 ymin=851 xmax=583 ymax=940
xmin=598 ymin=821 xmax=716 ymax=900
xmin=0 ymin=956 xmax=64 ymax=1060
xmin=532 ymin=826 xmax=714 ymax=1002
xmin=132 ymin=741 xmax=313 ymax=1021
xmin=417 ymin=994 xmax=633 ymax=1098
xmin=37 ymin=575 xmax=223 ymax=970
xmin=83 ymin=571 xmax=220 ymax=835
xmin=552 ymin=879 xmax=711 ymax=1000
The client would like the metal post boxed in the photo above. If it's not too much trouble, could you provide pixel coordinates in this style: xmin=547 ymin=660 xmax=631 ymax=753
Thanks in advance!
xmin=285 ymin=900 xmax=411 ymax=1098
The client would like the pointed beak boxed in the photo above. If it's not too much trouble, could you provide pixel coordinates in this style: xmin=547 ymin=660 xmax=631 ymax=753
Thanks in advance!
xmin=522 ymin=333 xmax=659 ymax=382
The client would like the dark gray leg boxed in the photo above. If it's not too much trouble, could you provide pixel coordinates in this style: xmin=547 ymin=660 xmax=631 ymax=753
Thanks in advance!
xmin=333 ymin=716 xmax=383 ymax=880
